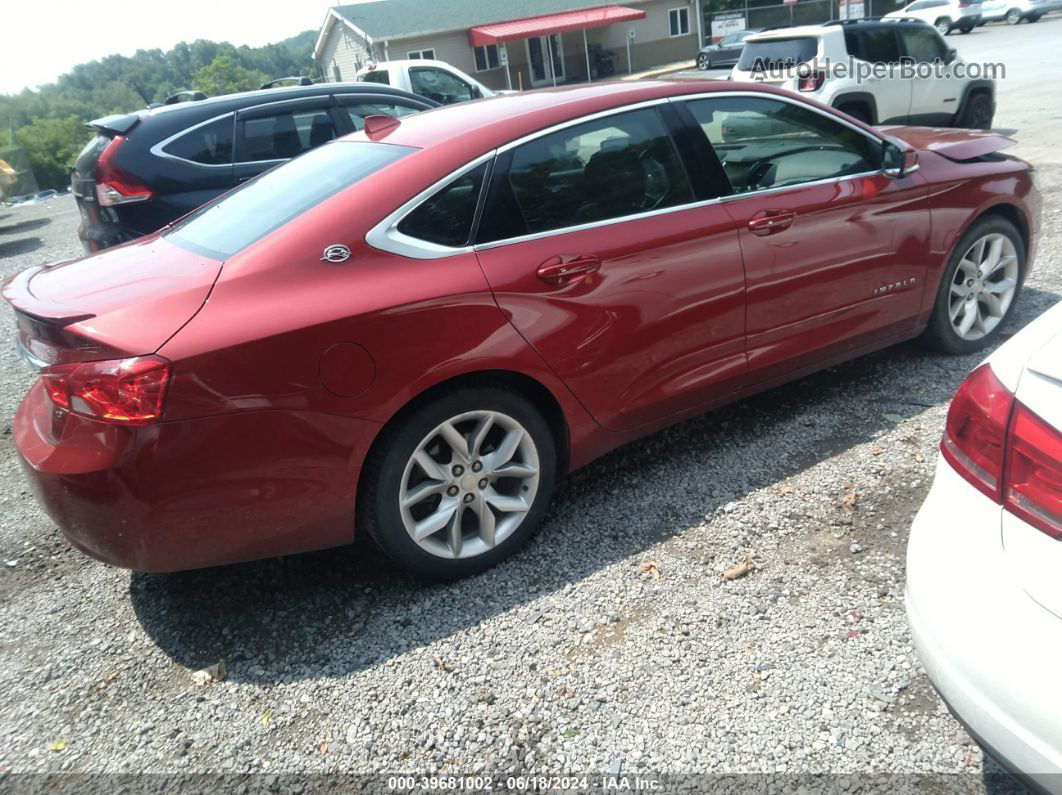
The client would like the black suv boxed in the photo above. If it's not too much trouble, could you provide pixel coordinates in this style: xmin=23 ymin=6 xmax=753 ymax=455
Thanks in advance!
xmin=72 ymin=83 xmax=437 ymax=252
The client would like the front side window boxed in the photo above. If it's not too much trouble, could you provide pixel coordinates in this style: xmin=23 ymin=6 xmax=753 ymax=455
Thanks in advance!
xmin=900 ymin=26 xmax=948 ymax=63
xmin=163 ymin=116 xmax=233 ymax=165
xmin=397 ymin=162 xmax=488 ymax=247
xmin=238 ymin=108 xmax=336 ymax=162
xmin=669 ymin=7 xmax=690 ymax=36
xmin=341 ymin=102 xmax=422 ymax=130
xmin=737 ymin=37 xmax=819 ymax=70
xmin=409 ymin=67 xmax=474 ymax=104
xmin=480 ymin=107 xmax=693 ymax=242
xmin=166 ymin=141 xmax=412 ymax=260
xmin=474 ymin=44 xmax=501 ymax=72
xmin=685 ymin=96 xmax=880 ymax=193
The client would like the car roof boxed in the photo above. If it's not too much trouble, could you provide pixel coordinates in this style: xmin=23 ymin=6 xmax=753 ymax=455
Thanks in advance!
xmin=357 ymin=59 xmax=463 ymax=72
xmin=746 ymin=18 xmax=929 ymax=40
xmin=143 ymin=81 xmax=428 ymax=119
xmin=353 ymin=80 xmax=820 ymax=159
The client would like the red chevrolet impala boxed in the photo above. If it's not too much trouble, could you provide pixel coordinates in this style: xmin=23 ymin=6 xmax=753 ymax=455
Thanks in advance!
xmin=4 ymin=81 xmax=1040 ymax=578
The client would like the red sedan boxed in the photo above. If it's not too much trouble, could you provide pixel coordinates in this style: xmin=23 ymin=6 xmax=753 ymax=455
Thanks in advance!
xmin=4 ymin=81 xmax=1040 ymax=578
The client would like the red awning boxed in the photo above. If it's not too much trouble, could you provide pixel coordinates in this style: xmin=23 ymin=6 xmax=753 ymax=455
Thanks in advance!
xmin=468 ymin=6 xmax=647 ymax=47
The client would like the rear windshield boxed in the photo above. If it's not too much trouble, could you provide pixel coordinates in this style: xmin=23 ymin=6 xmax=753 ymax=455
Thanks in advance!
xmin=165 ymin=140 xmax=412 ymax=260
xmin=737 ymin=38 xmax=819 ymax=70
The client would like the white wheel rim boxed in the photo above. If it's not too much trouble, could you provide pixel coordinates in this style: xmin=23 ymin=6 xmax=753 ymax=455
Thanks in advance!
xmin=948 ymin=233 xmax=1019 ymax=341
xmin=399 ymin=410 xmax=540 ymax=559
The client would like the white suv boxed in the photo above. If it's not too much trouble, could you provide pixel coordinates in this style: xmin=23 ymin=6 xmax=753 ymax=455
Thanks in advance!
xmin=730 ymin=19 xmax=995 ymax=129
xmin=885 ymin=0 xmax=983 ymax=34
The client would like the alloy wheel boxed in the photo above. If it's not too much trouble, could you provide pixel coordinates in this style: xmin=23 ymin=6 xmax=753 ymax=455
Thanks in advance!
xmin=1005 ymin=8 xmax=1021 ymax=22
xmin=698 ymin=54 xmax=711 ymax=70
xmin=399 ymin=410 xmax=540 ymax=559
xmin=948 ymin=233 xmax=1019 ymax=341
xmin=936 ymin=19 xmax=952 ymax=34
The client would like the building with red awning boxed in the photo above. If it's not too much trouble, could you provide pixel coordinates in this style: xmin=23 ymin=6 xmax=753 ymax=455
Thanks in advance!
xmin=315 ymin=1 xmax=703 ymax=92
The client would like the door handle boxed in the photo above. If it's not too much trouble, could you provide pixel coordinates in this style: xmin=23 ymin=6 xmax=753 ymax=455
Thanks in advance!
xmin=748 ymin=210 xmax=796 ymax=236
xmin=536 ymin=254 xmax=601 ymax=285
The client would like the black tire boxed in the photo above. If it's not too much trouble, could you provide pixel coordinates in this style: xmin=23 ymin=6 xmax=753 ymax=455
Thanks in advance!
xmin=358 ymin=385 xmax=558 ymax=579
xmin=837 ymin=102 xmax=872 ymax=124
xmin=935 ymin=16 xmax=954 ymax=34
xmin=922 ymin=216 xmax=1025 ymax=355
xmin=1005 ymin=8 xmax=1022 ymax=23
xmin=958 ymin=91 xmax=994 ymax=129
xmin=697 ymin=53 xmax=711 ymax=70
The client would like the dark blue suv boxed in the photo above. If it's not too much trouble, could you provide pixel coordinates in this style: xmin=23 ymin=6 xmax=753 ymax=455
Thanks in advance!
xmin=71 ymin=83 xmax=437 ymax=252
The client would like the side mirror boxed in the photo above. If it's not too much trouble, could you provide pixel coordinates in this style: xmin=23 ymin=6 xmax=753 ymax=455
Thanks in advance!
xmin=882 ymin=140 xmax=919 ymax=179
xmin=470 ymin=86 xmax=483 ymax=99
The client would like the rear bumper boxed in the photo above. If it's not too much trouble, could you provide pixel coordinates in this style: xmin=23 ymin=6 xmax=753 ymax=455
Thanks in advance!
xmin=906 ymin=458 xmax=1062 ymax=792
xmin=14 ymin=381 xmax=380 ymax=571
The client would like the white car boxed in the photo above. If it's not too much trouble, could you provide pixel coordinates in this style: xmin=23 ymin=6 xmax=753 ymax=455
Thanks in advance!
xmin=885 ymin=0 xmax=983 ymax=34
xmin=978 ymin=0 xmax=1051 ymax=23
xmin=731 ymin=19 xmax=995 ymax=128
xmin=907 ymin=298 xmax=1062 ymax=791
xmin=355 ymin=59 xmax=497 ymax=105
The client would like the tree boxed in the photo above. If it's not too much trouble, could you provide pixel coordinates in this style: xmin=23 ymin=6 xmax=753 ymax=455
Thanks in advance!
xmin=193 ymin=54 xmax=269 ymax=97
xmin=14 ymin=116 xmax=89 ymax=190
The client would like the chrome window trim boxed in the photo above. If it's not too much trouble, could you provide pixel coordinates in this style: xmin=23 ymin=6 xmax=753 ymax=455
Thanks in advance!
xmin=149 ymin=112 xmax=236 ymax=169
xmin=364 ymin=151 xmax=496 ymax=260
xmin=368 ymin=90 xmax=896 ymax=258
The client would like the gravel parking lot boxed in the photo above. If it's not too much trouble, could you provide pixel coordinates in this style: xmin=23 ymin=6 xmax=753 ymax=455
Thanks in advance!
xmin=0 ymin=19 xmax=1060 ymax=792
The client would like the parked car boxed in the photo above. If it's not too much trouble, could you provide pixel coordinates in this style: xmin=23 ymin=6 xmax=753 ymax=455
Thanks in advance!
xmin=907 ymin=297 xmax=1061 ymax=792
xmin=731 ymin=19 xmax=995 ymax=128
xmin=5 ymin=80 xmax=1039 ymax=578
xmin=355 ymin=59 xmax=497 ymax=105
xmin=697 ymin=29 xmax=760 ymax=70
xmin=977 ymin=0 xmax=1050 ymax=22
xmin=71 ymin=82 xmax=437 ymax=252
xmin=884 ymin=0 xmax=983 ymax=32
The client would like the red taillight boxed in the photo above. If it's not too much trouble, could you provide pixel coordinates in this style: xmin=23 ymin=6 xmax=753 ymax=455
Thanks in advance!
xmin=95 ymin=136 xmax=153 ymax=207
xmin=798 ymin=71 xmax=826 ymax=92
xmin=941 ymin=364 xmax=1013 ymax=502
xmin=1005 ymin=405 xmax=1062 ymax=538
xmin=40 ymin=356 xmax=171 ymax=424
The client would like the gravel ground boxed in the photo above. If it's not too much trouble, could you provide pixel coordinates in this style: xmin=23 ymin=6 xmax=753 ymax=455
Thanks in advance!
xmin=0 ymin=166 xmax=1059 ymax=791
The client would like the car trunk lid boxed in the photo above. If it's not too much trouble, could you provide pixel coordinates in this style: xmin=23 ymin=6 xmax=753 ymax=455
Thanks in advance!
xmin=3 ymin=235 xmax=221 ymax=367
xmin=1001 ymin=321 xmax=1062 ymax=620
xmin=878 ymin=125 xmax=1015 ymax=162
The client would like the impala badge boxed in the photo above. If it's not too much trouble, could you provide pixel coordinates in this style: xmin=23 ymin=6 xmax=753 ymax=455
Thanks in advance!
xmin=321 ymin=244 xmax=351 ymax=264
xmin=874 ymin=277 xmax=917 ymax=296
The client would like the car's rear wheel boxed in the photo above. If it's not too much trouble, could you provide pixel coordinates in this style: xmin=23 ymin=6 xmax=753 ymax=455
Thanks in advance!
xmin=935 ymin=16 xmax=954 ymax=34
xmin=958 ymin=92 xmax=994 ymax=129
xmin=697 ymin=53 xmax=711 ymax=70
xmin=359 ymin=386 xmax=557 ymax=578
xmin=1005 ymin=8 xmax=1022 ymax=22
xmin=923 ymin=217 xmax=1024 ymax=354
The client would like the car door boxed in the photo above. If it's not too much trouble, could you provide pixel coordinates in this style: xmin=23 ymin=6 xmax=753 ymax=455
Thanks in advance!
xmin=232 ymin=97 xmax=340 ymax=184
xmin=473 ymin=105 xmax=748 ymax=432
xmin=679 ymin=94 xmax=932 ymax=383
xmin=843 ymin=27 xmax=912 ymax=123
xmin=899 ymin=26 xmax=963 ymax=124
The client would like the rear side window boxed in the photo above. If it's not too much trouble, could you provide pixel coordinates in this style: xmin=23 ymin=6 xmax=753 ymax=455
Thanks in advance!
xmin=238 ymin=109 xmax=336 ymax=162
xmin=737 ymin=38 xmax=818 ymax=70
xmin=397 ymin=162 xmax=488 ymax=247
xmin=165 ymin=141 xmax=412 ymax=260
xmin=846 ymin=29 xmax=902 ymax=63
xmin=479 ymin=107 xmax=692 ymax=242
xmin=360 ymin=70 xmax=390 ymax=85
xmin=162 ymin=116 xmax=234 ymax=165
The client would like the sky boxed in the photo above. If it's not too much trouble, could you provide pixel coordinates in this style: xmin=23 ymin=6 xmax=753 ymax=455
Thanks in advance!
xmin=0 ymin=0 xmax=345 ymax=95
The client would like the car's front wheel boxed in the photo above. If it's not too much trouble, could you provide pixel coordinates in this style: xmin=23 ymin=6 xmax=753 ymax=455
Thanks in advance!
xmin=1005 ymin=7 xmax=1022 ymax=22
xmin=697 ymin=53 xmax=711 ymax=70
xmin=359 ymin=386 xmax=557 ymax=578
xmin=923 ymin=216 xmax=1025 ymax=355
xmin=935 ymin=16 xmax=954 ymax=34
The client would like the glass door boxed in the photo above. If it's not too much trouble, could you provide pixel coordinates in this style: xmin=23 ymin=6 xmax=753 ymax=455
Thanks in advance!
xmin=525 ymin=34 xmax=565 ymax=87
